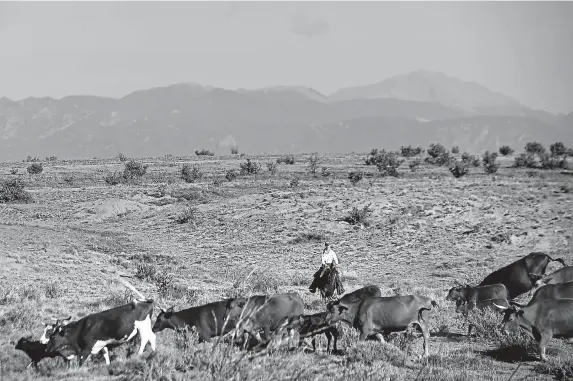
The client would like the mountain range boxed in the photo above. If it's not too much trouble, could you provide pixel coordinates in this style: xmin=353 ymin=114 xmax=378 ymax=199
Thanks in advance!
xmin=0 ymin=70 xmax=571 ymax=161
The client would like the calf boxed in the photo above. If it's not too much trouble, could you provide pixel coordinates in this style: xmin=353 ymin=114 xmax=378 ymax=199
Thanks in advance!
xmin=14 ymin=337 xmax=63 ymax=368
xmin=279 ymin=312 xmax=339 ymax=353
xmin=153 ymin=300 xmax=237 ymax=342
xmin=495 ymin=299 xmax=573 ymax=361
xmin=327 ymin=294 xmax=438 ymax=357
xmin=46 ymin=299 xmax=156 ymax=366
xmin=446 ymin=283 xmax=509 ymax=307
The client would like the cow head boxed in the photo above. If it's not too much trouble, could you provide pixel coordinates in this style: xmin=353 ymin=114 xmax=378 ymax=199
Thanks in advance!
xmin=152 ymin=306 xmax=176 ymax=333
xmin=455 ymin=299 xmax=468 ymax=314
xmin=15 ymin=337 xmax=31 ymax=350
xmin=528 ymin=273 xmax=545 ymax=287
xmin=224 ymin=297 xmax=248 ymax=323
xmin=325 ymin=300 xmax=349 ymax=324
xmin=493 ymin=303 xmax=524 ymax=334
xmin=40 ymin=316 xmax=72 ymax=344
xmin=45 ymin=318 xmax=74 ymax=354
xmin=446 ymin=285 xmax=469 ymax=302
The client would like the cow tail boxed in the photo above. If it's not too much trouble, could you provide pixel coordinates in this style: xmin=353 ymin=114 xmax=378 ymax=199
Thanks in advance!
xmin=119 ymin=278 xmax=147 ymax=300
xmin=547 ymin=255 xmax=567 ymax=267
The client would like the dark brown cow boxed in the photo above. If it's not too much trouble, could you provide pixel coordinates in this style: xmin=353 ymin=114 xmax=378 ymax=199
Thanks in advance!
xmin=225 ymin=293 xmax=304 ymax=346
xmin=326 ymin=294 xmax=438 ymax=357
xmin=479 ymin=252 xmax=566 ymax=298
xmin=278 ymin=312 xmax=339 ymax=353
xmin=495 ymin=299 xmax=573 ymax=361
xmin=152 ymin=300 xmax=239 ymax=342
xmin=529 ymin=266 xmax=573 ymax=288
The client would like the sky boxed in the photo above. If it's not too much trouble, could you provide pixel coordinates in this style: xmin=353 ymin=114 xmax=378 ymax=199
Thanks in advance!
xmin=0 ymin=1 xmax=572 ymax=114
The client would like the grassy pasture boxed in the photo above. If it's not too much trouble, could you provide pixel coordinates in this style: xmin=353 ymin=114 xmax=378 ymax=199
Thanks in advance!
xmin=1 ymin=152 xmax=572 ymax=380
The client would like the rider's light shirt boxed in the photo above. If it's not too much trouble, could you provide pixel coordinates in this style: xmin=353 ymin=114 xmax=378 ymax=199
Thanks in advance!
xmin=322 ymin=248 xmax=339 ymax=265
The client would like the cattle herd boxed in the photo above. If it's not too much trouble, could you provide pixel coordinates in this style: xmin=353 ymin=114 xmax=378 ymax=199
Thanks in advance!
xmin=13 ymin=251 xmax=573 ymax=370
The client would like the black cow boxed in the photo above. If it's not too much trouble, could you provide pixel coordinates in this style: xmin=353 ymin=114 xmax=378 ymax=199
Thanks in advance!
xmin=326 ymin=294 xmax=438 ymax=357
xmin=152 ymin=300 xmax=238 ymax=342
xmin=455 ymin=298 xmax=510 ymax=315
xmin=529 ymin=266 xmax=573 ymax=288
xmin=45 ymin=299 xmax=156 ymax=366
xmin=446 ymin=283 xmax=509 ymax=306
xmin=15 ymin=337 xmax=65 ymax=368
xmin=479 ymin=252 xmax=566 ymax=298
xmin=278 ymin=312 xmax=339 ymax=353
xmin=225 ymin=293 xmax=304 ymax=346
xmin=495 ymin=299 xmax=573 ymax=361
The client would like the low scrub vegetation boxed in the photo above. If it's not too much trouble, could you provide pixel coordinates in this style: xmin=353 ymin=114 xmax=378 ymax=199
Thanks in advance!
xmin=400 ymin=145 xmax=423 ymax=157
xmin=176 ymin=206 xmax=198 ymax=224
xmin=225 ymin=169 xmax=238 ymax=181
xmin=266 ymin=161 xmax=278 ymax=175
xmin=239 ymin=159 xmax=262 ymax=175
xmin=449 ymin=160 xmax=469 ymax=178
xmin=366 ymin=150 xmax=403 ymax=176
xmin=230 ymin=146 xmax=239 ymax=155
xmin=348 ymin=171 xmax=363 ymax=185
xmin=482 ymin=151 xmax=499 ymax=174
xmin=26 ymin=162 xmax=43 ymax=174
xmin=195 ymin=149 xmax=215 ymax=156
xmin=123 ymin=159 xmax=148 ymax=180
xmin=525 ymin=141 xmax=546 ymax=155
xmin=451 ymin=145 xmax=459 ymax=154
xmin=343 ymin=204 xmax=372 ymax=226
xmin=499 ymin=145 xmax=514 ymax=156
xmin=0 ymin=178 xmax=33 ymax=203
xmin=181 ymin=164 xmax=203 ymax=183
xmin=425 ymin=143 xmax=453 ymax=166
xmin=277 ymin=155 xmax=296 ymax=165
xmin=307 ymin=154 xmax=320 ymax=174
xmin=409 ymin=158 xmax=421 ymax=172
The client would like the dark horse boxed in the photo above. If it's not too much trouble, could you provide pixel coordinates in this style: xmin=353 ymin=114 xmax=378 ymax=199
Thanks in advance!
xmin=309 ymin=264 xmax=345 ymax=301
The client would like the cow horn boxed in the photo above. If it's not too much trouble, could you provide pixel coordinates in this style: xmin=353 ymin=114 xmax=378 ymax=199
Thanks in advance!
xmin=492 ymin=303 xmax=508 ymax=311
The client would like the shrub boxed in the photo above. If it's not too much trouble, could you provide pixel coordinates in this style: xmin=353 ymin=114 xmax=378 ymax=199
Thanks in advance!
xmin=26 ymin=163 xmax=43 ymax=174
xmin=266 ymin=162 xmax=278 ymax=175
xmin=225 ymin=169 xmax=237 ymax=181
xmin=539 ymin=153 xmax=568 ymax=170
xmin=63 ymin=174 xmax=74 ymax=185
xmin=212 ymin=177 xmax=224 ymax=187
xmin=451 ymin=145 xmax=460 ymax=154
xmin=239 ymin=159 xmax=262 ymax=175
xmin=321 ymin=166 xmax=332 ymax=177
xmin=277 ymin=155 xmax=295 ymax=165
xmin=230 ymin=146 xmax=239 ymax=155
xmin=409 ymin=158 xmax=421 ymax=172
xmin=449 ymin=160 xmax=469 ymax=178
xmin=550 ymin=142 xmax=568 ymax=156
xmin=427 ymin=143 xmax=447 ymax=159
xmin=307 ymin=154 xmax=320 ymax=174
xmin=344 ymin=204 xmax=372 ymax=226
xmin=9 ymin=168 xmax=17 ymax=175
xmin=499 ymin=145 xmax=514 ymax=156
xmin=123 ymin=160 xmax=148 ymax=180
xmin=513 ymin=153 xmax=536 ymax=168
xmin=482 ymin=151 xmax=499 ymax=174
xmin=44 ymin=282 xmax=64 ymax=299
xmin=0 ymin=178 xmax=33 ymax=203
xmin=195 ymin=149 xmax=214 ymax=156
xmin=289 ymin=177 xmax=300 ymax=187
xmin=135 ymin=262 xmax=157 ymax=281
xmin=104 ymin=171 xmax=123 ymax=185
xmin=400 ymin=145 xmax=423 ymax=157
xmin=118 ymin=153 xmax=128 ymax=162
xmin=367 ymin=151 xmax=403 ymax=176
xmin=181 ymin=164 xmax=203 ymax=183
xmin=176 ymin=207 xmax=197 ymax=224
xmin=525 ymin=142 xmax=546 ymax=155
xmin=348 ymin=171 xmax=363 ymax=185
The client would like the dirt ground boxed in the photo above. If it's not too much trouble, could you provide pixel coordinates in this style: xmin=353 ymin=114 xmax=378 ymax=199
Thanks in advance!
xmin=1 ymin=153 xmax=572 ymax=380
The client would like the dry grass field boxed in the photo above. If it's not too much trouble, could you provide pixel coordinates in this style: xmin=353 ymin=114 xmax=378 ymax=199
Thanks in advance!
xmin=1 ymin=151 xmax=572 ymax=381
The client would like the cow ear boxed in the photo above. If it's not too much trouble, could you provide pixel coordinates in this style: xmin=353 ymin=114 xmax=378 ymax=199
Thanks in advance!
xmin=167 ymin=306 xmax=174 ymax=313
xmin=338 ymin=305 xmax=348 ymax=313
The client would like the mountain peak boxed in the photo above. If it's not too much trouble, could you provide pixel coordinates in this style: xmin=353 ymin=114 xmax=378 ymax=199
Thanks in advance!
xmin=330 ymin=70 xmax=525 ymax=112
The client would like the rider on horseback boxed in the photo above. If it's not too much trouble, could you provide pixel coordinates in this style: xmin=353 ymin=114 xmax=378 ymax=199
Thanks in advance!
xmin=309 ymin=242 xmax=339 ymax=294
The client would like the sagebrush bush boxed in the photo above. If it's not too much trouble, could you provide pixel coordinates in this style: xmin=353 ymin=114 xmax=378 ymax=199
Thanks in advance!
xmin=499 ymin=145 xmax=514 ymax=156
xmin=348 ymin=171 xmax=363 ymax=185
xmin=449 ymin=160 xmax=469 ymax=178
xmin=550 ymin=142 xmax=568 ymax=156
xmin=321 ymin=166 xmax=332 ymax=177
xmin=539 ymin=153 xmax=568 ymax=170
xmin=123 ymin=159 xmax=148 ymax=180
xmin=230 ymin=146 xmax=239 ymax=155
xmin=195 ymin=149 xmax=215 ymax=156
xmin=118 ymin=153 xmax=128 ymax=162
xmin=400 ymin=145 xmax=423 ymax=157
xmin=135 ymin=262 xmax=157 ymax=281
xmin=425 ymin=143 xmax=453 ymax=166
xmin=181 ymin=164 xmax=203 ymax=183
xmin=451 ymin=145 xmax=460 ymax=154
xmin=513 ymin=153 xmax=536 ymax=168
xmin=482 ymin=151 xmax=499 ymax=174
xmin=277 ymin=155 xmax=295 ymax=165
xmin=0 ymin=178 xmax=33 ymax=203
xmin=307 ymin=154 xmax=320 ymax=174
xmin=409 ymin=158 xmax=421 ymax=172
xmin=176 ymin=206 xmax=198 ymax=224
xmin=266 ymin=161 xmax=278 ymax=174
xmin=366 ymin=150 xmax=403 ymax=176
xmin=44 ymin=281 xmax=64 ymax=299
xmin=344 ymin=204 xmax=372 ymax=225
xmin=9 ymin=168 xmax=18 ymax=175
xmin=525 ymin=141 xmax=546 ymax=155
xmin=104 ymin=171 xmax=124 ymax=185
xmin=225 ymin=169 xmax=237 ymax=181
xmin=63 ymin=174 xmax=74 ymax=185
xmin=289 ymin=177 xmax=300 ymax=187
xmin=26 ymin=162 xmax=43 ymax=174
xmin=239 ymin=159 xmax=262 ymax=175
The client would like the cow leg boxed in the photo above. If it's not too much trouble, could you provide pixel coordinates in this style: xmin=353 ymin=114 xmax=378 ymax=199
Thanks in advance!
xmin=102 ymin=347 xmax=110 ymax=365
xmin=417 ymin=322 xmax=430 ymax=357
xmin=325 ymin=332 xmax=331 ymax=353
xmin=539 ymin=334 xmax=552 ymax=361
xmin=136 ymin=315 xmax=154 ymax=355
xmin=375 ymin=333 xmax=385 ymax=343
